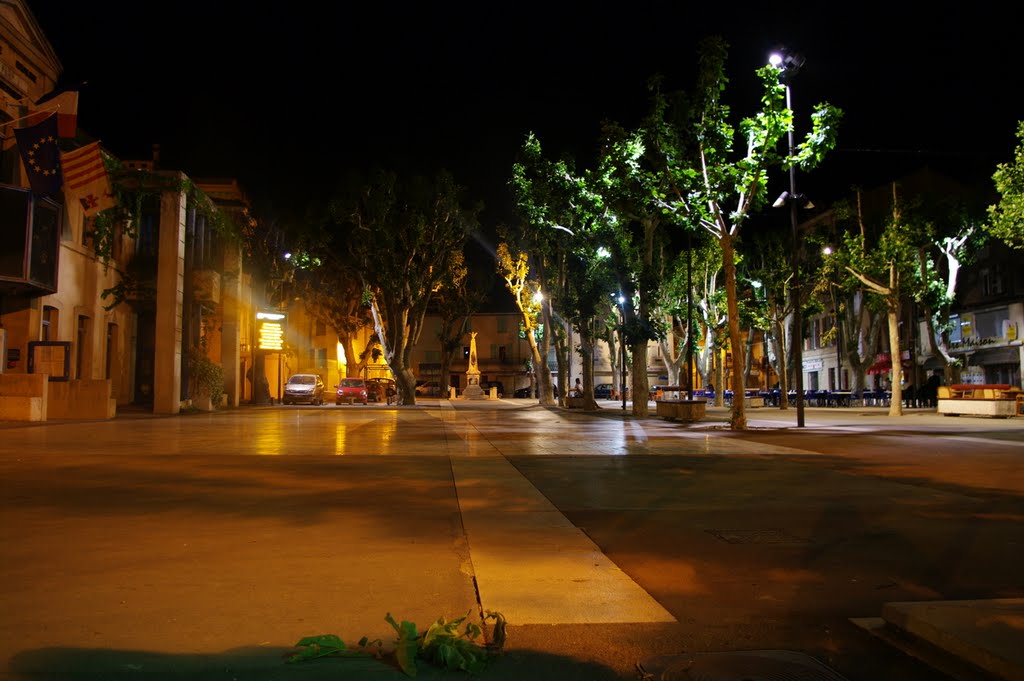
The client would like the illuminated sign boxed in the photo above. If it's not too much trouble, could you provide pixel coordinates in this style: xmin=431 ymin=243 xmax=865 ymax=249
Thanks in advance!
xmin=257 ymin=311 xmax=285 ymax=350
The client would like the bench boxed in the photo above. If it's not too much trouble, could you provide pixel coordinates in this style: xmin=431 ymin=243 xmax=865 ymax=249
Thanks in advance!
xmin=655 ymin=386 xmax=707 ymax=422
xmin=937 ymin=384 xmax=1022 ymax=418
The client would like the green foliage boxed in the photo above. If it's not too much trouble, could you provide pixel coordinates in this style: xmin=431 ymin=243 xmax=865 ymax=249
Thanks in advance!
xmin=289 ymin=611 xmax=506 ymax=678
xmin=100 ymin=253 xmax=158 ymax=310
xmin=187 ymin=346 xmax=223 ymax=407
xmin=287 ymin=634 xmax=378 ymax=662
xmin=91 ymin=160 xmax=242 ymax=266
xmin=985 ymin=120 xmax=1024 ymax=249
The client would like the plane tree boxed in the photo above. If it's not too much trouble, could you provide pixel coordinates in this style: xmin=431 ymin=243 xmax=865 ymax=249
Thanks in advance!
xmin=433 ymin=250 xmax=488 ymax=398
xmin=284 ymin=223 xmax=377 ymax=379
xmin=593 ymin=120 xmax=677 ymax=417
xmin=656 ymin=36 xmax=841 ymax=429
xmin=495 ymin=242 xmax=549 ymax=402
xmin=985 ymin=120 xmax=1024 ymax=250
xmin=332 ymin=169 xmax=480 ymax=404
xmin=824 ymin=184 xmax=922 ymax=416
xmin=508 ymin=133 xmax=613 ymax=407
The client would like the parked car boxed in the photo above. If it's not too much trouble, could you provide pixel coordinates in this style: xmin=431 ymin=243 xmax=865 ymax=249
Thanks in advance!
xmin=415 ymin=380 xmax=441 ymax=397
xmin=335 ymin=378 xmax=368 ymax=405
xmin=593 ymin=383 xmax=615 ymax=399
xmin=282 ymin=373 xmax=325 ymax=405
xmin=366 ymin=378 xmax=397 ymax=403
xmin=480 ymin=381 xmax=505 ymax=397
xmin=513 ymin=384 xmax=559 ymax=398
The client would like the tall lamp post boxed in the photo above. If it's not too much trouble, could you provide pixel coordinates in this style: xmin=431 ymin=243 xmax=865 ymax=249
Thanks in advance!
xmin=618 ymin=294 xmax=627 ymax=411
xmin=770 ymin=49 xmax=807 ymax=428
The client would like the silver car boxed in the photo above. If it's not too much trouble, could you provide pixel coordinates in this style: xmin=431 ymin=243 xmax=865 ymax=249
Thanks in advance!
xmin=282 ymin=374 xmax=325 ymax=405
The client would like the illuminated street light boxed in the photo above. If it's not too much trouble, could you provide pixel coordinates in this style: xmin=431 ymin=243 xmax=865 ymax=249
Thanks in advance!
xmin=618 ymin=294 xmax=627 ymax=411
xmin=770 ymin=47 xmax=807 ymax=428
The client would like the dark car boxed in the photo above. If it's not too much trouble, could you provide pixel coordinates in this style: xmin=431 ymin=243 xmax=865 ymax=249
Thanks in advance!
xmin=282 ymin=373 xmax=325 ymax=405
xmin=480 ymin=381 xmax=505 ymax=397
xmin=415 ymin=380 xmax=442 ymax=397
xmin=513 ymin=384 xmax=559 ymax=398
xmin=593 ymin=383 xmax=615 ymax=399
xmin=335 ymin=378 xmax=368 ymax=405
xmin=366 ymin=378 xmax=397 ymax=403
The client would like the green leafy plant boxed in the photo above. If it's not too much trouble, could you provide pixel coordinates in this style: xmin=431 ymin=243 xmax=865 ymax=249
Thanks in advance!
xmin=288 ymin=610 xmax=506 ymax=677
xmin=188 ymin=346 xmax=224 ymax=407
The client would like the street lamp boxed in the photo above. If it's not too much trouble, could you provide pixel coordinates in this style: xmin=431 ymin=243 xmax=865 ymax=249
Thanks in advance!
xmin=533 ymin=290 xmax=544 ymax=398
xmin=618 ymin=294 xmax=627 ymax=411
xmin=770 ymin=48 xmax=807 ymax=428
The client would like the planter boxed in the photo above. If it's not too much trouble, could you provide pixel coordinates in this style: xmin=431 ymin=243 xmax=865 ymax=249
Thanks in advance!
xmin=655 ymin=399 xmax=707 ymax=422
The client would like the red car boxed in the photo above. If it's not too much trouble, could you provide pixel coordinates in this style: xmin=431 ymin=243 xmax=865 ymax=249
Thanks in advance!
xmin=335 ymin=378 xmax=368 ymax=405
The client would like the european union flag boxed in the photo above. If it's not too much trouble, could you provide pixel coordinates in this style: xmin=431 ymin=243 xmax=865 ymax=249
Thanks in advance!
xmin=14 ymin=114 xmax=62 ymax=196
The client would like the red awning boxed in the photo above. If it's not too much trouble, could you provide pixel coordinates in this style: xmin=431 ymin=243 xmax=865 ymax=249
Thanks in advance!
xmin=866 ymin=360 xmax=892 ymax=375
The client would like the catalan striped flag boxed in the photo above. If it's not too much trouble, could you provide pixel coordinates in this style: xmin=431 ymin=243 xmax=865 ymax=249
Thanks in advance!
xmin=60 ymin=142 xmax=116 ymax=216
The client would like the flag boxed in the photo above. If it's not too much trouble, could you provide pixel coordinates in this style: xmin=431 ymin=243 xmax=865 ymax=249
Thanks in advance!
xmin=13 ymin=114 xmax=62 ymax=196
xmin=61 ymin=142 xmax=116 ymax=216
xmin=28 ymin=88 xmax=79 ymax=138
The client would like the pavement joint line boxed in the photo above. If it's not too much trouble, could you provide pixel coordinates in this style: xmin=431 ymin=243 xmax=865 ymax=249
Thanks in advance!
xmin=450 ymin=455 xmax=676 ymax=625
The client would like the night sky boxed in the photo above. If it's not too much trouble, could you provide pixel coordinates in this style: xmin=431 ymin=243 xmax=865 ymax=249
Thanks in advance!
xmin=30 ymin=2 xmax=1022 ymax=234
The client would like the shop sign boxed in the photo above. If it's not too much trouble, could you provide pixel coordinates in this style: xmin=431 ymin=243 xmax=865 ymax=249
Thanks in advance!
xmin=257 ymin=311 xmax=285 ymax=351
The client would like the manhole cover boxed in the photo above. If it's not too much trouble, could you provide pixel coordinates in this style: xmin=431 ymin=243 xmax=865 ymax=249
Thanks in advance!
xmin=637 ymin=650 xmax=849 ymax=681
xmin=706 ymin=529 xmax=810 ymax=545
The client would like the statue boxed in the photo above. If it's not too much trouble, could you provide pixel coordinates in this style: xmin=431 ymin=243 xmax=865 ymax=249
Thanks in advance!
xmin=463 ymin=331 xmax=485 ymax=399
xmin=468 ymin=331 xmax=479 ymax=375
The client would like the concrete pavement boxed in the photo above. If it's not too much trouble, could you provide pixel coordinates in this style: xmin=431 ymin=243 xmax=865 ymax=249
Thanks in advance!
xmin=0 ymin=399 xmax=1021 ymax=680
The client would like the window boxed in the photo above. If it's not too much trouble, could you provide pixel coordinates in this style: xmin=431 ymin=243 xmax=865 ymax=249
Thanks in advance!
xmin=948 ymin=314 xmax=962 ymax=343
xmin=315 ymin=320 xmax=326 ymax=336
xmin=14 ymin=61 xmax=37 ymax=83
xmin=76 ymin=315 xmax=91 ymax=379
xmin=981 ymin=265 xmax=1005 ymax=297
xmin=42 ymin=305 xmax=58 ymax=341
xmin=974 ymin=308 xmax=1009 ymax=339
xmin=105 ymin=323 xmax=116 ymax=379
xmin=316 ymin=348 xmax=327 ymax=368
xmin=497 ymin=317 xmax=508 ymax=334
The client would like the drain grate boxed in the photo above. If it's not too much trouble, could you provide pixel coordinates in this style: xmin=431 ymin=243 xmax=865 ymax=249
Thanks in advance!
xmin=706 ymin=529 xmax=810 ymax=545
xmin=636 ymin=649 xmax=850 ymax=680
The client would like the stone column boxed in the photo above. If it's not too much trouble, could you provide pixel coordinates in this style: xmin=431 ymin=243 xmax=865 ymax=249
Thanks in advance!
xmin=221 ymin=245 xmax=242 ymax=407
xmin=153 ymin=182 xmax=186 ymax=414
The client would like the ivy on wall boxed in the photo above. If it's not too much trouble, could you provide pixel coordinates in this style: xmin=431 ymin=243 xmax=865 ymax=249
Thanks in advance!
xmin=94 ymin=155 xmax=244 ymax=310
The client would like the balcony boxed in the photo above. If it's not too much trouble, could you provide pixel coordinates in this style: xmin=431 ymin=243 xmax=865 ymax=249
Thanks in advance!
xmin=192 ymin=269 xmax=221 ymax=304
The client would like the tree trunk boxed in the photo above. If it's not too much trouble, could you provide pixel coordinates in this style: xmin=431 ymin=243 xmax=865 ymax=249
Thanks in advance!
xmin=887 ymin=301 xmax=903 ymax=416
xmin=772 ymin=317 xmax=789 ymax=408
xmin=631 ymin=338 xmax=649 ymax=416
xmin=538 ymin=301 xmax=556 ymax=405
xmin=722 ymin=233 xmax=746 ymax=429
xmin=579 ymin=320 xmax=599 ymax=410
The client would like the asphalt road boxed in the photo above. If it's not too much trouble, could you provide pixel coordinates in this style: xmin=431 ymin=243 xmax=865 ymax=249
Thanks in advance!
xmin=0 ymin=401 xmax=1021 ymax=680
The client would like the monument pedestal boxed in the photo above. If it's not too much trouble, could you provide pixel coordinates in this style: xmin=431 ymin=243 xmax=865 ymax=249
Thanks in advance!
xmin=462 ymin=331 xmax=488 ymax=400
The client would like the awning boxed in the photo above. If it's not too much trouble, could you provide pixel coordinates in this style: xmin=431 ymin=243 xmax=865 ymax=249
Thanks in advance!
xmin=966 ymin=345 xmax=1022 ymax=365
xmin=866 ymin=360 xmax=891 ymax=375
